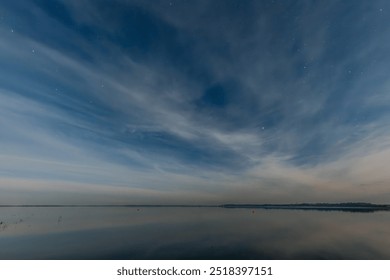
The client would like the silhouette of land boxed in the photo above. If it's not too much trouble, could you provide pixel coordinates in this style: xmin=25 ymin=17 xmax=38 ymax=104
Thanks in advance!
xmin=0 ymin=202 xmax=389 ymax=212
xmin=220 ymin=202 xmax=390 ymax=212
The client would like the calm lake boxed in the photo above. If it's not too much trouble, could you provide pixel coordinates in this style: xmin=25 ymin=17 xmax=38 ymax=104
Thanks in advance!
xmin=0 ymin=207 xmax=389 ymax=259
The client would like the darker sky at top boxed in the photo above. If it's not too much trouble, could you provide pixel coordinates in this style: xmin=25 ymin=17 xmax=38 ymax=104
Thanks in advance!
xmin=1 ymin=0 xmax=390 ymax=204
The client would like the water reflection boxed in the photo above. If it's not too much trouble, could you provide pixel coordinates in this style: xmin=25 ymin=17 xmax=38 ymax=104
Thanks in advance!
xmin=0 ymin=207 xmax=389 ymax=259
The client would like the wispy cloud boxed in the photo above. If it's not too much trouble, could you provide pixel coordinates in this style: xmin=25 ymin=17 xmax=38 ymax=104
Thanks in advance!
xmin=1 ymin=0 xmax=390 ymax=204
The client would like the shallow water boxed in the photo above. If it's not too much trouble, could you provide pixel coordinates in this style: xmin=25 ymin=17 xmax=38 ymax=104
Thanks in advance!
xmin=0 ymin=207 xmax=389 ymax=259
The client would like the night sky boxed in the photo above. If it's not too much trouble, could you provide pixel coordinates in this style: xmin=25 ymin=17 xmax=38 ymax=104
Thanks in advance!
xmin=1 ymin=0 xmax=390 ymax=204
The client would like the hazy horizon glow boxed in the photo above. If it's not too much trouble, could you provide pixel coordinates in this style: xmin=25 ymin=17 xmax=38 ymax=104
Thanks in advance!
xmin=1 ymin=0 xmax=390 ymax=204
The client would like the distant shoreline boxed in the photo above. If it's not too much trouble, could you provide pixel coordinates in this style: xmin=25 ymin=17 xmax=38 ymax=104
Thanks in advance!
xmin=0 ymin=202 xmax=389 ymax=212
xmin=220 ymin=203 xmax=390 ymax=212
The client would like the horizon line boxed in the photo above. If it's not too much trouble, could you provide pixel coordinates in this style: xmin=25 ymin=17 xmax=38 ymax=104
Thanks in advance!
xmin=0 ymin=202 xmax=389 ymax=208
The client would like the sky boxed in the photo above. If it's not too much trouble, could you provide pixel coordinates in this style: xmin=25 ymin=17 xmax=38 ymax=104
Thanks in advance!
xmin=1 ymin=0 xmax=390 ymax=204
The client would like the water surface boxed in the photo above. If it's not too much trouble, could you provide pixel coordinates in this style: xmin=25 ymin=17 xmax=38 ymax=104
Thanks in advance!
xmin=0 ymin=207 xmax=389 ymax=259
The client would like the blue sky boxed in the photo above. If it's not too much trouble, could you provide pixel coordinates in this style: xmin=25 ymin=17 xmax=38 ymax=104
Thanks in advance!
xmin=1 ymin=0 xmax=390 ymax=204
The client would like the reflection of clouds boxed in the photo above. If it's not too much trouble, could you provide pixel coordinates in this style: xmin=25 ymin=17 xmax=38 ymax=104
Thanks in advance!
xmin=0 ymin=208 xmax=389 ymax=259
xmin=1 ymin=1 xmax=390 ymax=203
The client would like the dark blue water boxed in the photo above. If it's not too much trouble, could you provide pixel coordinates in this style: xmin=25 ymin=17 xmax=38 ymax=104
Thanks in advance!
xmin=0 ymin=207 xmax=389 ymax=259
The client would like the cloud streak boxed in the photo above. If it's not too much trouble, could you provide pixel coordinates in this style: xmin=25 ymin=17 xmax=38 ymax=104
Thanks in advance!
xmin=1 ymin=0 xmax=390 ymax=204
